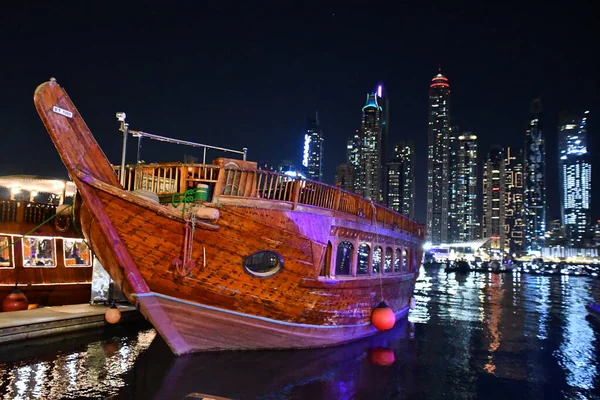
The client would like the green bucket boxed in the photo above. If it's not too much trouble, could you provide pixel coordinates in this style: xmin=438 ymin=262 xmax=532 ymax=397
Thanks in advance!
xmin=195 ymin=184 xmax=210 ymax=201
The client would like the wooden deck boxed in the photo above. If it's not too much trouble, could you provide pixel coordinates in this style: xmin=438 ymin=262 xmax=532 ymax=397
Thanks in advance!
xmin=0 ymin=303 xmax=141 ymax=344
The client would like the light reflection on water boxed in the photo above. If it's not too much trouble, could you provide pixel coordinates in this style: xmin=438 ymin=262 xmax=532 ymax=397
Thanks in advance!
xmin=0 ymin=268 xmax=599 ymax=399
xmin=0 ymin=326 xmax=155 ymax=399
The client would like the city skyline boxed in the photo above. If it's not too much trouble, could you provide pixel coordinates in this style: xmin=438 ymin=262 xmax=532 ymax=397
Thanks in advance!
xmin=0 ymin=3 xmax=597 ymax=224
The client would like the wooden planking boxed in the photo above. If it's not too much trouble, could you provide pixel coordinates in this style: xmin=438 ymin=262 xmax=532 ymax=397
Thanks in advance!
xmin=137 ymin=293 xmax=410 ymax=354
xmin=82 ymin=184 xmax=416 ymax=325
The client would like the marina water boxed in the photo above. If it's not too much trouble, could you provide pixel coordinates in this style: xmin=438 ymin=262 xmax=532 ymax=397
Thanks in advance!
xmin=1 ymin=267 xmax=599 ymax=399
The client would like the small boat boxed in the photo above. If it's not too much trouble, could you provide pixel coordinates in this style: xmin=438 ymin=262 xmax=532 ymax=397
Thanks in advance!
xmin=586 ymin=303 xmax=600 ymax=320
xmin=34 ymin=79 xmax=425 ymax=354
xmin=0 ymin=176 xmax=93 ymax=309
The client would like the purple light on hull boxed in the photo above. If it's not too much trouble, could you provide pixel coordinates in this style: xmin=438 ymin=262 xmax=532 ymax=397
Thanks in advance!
xmin=377 ymin=85 xmax=383 ymax=97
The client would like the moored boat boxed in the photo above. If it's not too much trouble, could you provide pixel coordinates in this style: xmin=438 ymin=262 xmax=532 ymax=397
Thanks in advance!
xmin=34 ymin=79 xmax=424 ymax=354
xmin=0 ymin=176 xmax=93 ymax=308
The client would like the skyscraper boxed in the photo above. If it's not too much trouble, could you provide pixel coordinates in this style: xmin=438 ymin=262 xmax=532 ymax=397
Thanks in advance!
xmin=335 ymin=163 xmax=354 ymax=192
xmin=427 ymin=71 xmax=451 ymax=245
xmin=558 ymin=110 xmax=591 ymax=247
xmin=447 ymin=129 xmax=459 ymax=242
xmin=523 ymin=98 xmax=546 ymax=252
xmin=483 ymin=147 xmax=506 ymax=253
xmin=505 ymin=147 xmax=525 ymax=253
xmin=347 ymin=129 xmax=361 ymax=192
xmin=303 ymin=113 xmax=324 ymax=181
xmin=357 ymin=89 xmax=383 ymax=201
xmin=456 ymin=134 xmax=478 ymax=241
xmin=386 ymin=141 xmax=415 ymax=217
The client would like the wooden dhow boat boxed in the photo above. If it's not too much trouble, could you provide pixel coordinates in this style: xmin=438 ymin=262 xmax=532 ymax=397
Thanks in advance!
xmin=0 ymin=175 xmax=93 ymax=308
xmin=34 ymin=78 xmax=425 ymax=355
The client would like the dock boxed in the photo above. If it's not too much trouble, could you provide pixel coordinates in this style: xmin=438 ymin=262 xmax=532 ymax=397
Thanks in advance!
xmin=0 ymin=303 xmax=141 ymax=345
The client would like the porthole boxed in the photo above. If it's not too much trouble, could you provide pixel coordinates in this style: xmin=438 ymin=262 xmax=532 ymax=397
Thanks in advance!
xmin=243 ymin=250 xmax=283 ymax=277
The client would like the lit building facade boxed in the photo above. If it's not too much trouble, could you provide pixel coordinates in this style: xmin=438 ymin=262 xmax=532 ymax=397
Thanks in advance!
xmin=335 ymin=163 xmax=354 ymax=192
xmin=303 ymin=114 xmax=324 ymax=182
xmin=386 ymin=141 xmax=415 ymax=217
xmin=523 ymin=98 xmax=546 ymax=252
xmin=347 ymin=130 xmax=361 ymax=193
xmin=558 ymin=110 xmax=591 ymax=248
xmin=427 ymin=72 xmax=451 ymax=245
xmin=504 ymin=147 xmax=525 ymax=253
xmin=456 ymin=134 xmax=479 ymax=241
xmin=357 ymin=88 xmax=384 ymax=201
xmin=483 ymin=147 xmax=506 ymax=253
xmin=447 ymin=129 xmax=459 ymax=242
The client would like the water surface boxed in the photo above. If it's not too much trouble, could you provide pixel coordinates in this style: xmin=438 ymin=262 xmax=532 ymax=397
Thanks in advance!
xmin=1 ymin=268 xmax=599 ymax=399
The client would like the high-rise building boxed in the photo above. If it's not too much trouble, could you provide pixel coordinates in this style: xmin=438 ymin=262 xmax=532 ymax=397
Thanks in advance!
xmin=558 ymin=110 xmax=591 ymax=247
xmin=447 ymin=129 xmax=459 ymax=242
xmin=483 ymin=147 xmax=506 ymax=253
xmin=357 ymin=89 xmax=384 ymax=201
xmin=347 ymin=129 xmax=361 ymax=193
xmin=303 ymin=113 xmax=324 ymax=181
xmin=426 ymin=71 xmax=451 ymax=245
xmin=504 ymin=147 xmax=525 ymax=253
xmin=456 ymin=134 xmax=478 ymax=241
xmin=335 ymin=163 xmax=354 ymax=192
xmin=386 ymin=141 xmax=415 ymax=217
xmin=523 ymin=98 xmax=546 ymax=252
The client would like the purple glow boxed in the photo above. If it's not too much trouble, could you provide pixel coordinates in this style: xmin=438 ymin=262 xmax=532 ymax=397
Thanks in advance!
xmin=377 ymin=85 xmax=383 ymax=97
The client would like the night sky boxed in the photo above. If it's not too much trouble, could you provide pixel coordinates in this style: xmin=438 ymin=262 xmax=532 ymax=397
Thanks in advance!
xmin=1 ymin=2 xmax=597 ymax=223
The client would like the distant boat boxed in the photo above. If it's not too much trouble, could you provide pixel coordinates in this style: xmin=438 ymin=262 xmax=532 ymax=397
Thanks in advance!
xmin=34 ymin=79 xmax=425 ymax=355
xmin=586 ymin=303 xmax=600 ymax=320
xmin=0 ymin=176 xmax=93 ymax=308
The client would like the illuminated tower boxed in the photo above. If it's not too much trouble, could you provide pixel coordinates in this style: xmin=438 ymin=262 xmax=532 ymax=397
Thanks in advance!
xmin=303 ymin=113 xmax=324 ymax=181
xmin=523 ymin=98 xmax=546 ymax=252
xmin=483 ymin=147 xmax=506 ymax=254
xmin=427 ymin=71 xmax=451 ymax=245
xmin=456 ymin=133 xmax=478 ymax=241
xmin=347 ymin=129 xmax=361 ymax=192
xmin=505 ymin=147 xmax=525 ymax=253
xmin=558 ymin=110 xmax=591 ymax=247
xmin=386 ymin=141 xmax=415 ymax=217
xmin=357 ymin=89 xmax=383 ymax=201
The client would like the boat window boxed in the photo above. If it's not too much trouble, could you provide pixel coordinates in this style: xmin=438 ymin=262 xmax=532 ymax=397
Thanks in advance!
xmin=402 ymin=248 xmax=408 ymax=272
xmin=335 ymin=241 xmax=353 ymax=276
xmin=385 ymin=247 xmax=393 ymax=273
xmin=64 ymin=239 xmax=92 ymax=267
xmin=23 ymin=237 xmax=56 ymax=268
xmin=0 ymin=236 xmax=13 ymax=268
xmin=394 ymin=248 xmax=401 ymax=272
xmin=243 ymin=250 xmax=283 ymax=277
xmin=372 ymin=246 xmax=382 ymax=274
xmin=357 ymin=243 xmax=370 ymax=275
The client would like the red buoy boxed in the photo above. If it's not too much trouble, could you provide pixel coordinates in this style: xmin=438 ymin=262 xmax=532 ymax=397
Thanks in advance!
xmin=371 ymin=301 xmax=395 ymax=331
xmin=105 ymin=304 xmax=122 ymax=324
xmin=369 ymin=347 xmax=396 ymax=366
xmin=2 ymin=288 xmax=29 ymax=312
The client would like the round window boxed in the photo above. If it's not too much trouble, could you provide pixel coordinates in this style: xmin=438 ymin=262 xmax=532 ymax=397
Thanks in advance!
xmin=243 ymin=251 xmax=283 ymax=277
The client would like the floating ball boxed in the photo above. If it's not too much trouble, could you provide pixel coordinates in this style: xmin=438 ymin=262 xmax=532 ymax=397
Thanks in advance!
xmin=105 ymin=305 xmax=122 ymax=324
xmin=371 ymin=301 xmax=396 ymax=331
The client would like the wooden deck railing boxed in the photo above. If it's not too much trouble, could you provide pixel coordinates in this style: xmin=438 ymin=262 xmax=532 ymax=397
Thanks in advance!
xmin=113 ymin=163 xmax=425 ymax=238
xmin=0 ymin=200 xmax=58 ymax=225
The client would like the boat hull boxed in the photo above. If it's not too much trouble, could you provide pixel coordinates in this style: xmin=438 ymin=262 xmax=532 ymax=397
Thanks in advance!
xmin=75 ymin=182 xmax=418 ymax=353
xmin=136 ymin=292 xmax=409 ymax=354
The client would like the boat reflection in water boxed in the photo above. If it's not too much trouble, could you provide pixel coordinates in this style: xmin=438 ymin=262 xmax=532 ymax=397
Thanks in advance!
xmin=114 ymin=318 xmax=416 ymax=400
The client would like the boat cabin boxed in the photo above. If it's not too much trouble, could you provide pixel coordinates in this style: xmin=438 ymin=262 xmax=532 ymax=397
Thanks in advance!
xmin=0 ymin=176 xmax=93 ymax=307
